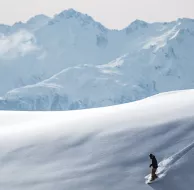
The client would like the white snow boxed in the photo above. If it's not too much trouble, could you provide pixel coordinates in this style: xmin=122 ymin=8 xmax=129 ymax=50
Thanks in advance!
xmin=1 ymin=89 xmax=194 ymax=190
xmin=0 ymin=9 xmax=194 ymax=110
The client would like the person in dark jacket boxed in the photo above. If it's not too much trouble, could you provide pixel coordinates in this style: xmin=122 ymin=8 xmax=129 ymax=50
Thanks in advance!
xmin=149 ymin=154 xmax=158 ymax=181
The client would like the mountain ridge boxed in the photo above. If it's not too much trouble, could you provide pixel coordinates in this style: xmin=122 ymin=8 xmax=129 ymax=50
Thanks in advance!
xmin=0 ymin=9 xmax=194 ymax=110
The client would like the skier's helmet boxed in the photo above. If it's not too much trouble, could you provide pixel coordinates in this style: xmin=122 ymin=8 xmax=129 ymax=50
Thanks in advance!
xmin=149 ymin=154 xmax=154 ymax=159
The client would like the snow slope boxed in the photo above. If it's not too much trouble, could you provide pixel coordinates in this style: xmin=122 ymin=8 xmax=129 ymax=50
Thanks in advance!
xmin=1 ymin=90 xmax=194 ymax=190
xmin=0 ymin=9 xmax=194 ymax=110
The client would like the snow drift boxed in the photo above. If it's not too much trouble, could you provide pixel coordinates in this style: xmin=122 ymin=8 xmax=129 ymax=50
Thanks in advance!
xmin=1 ymin=89 xmax=194 ymax=190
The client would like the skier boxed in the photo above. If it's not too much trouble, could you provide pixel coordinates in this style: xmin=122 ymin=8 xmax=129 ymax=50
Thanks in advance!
xmin=149 ymin=153 xmax=158 ymax=181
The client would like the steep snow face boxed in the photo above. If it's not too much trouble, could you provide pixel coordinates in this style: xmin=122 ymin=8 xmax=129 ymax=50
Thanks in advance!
xmin=1 ymin=64 xmax=151 ymax=110
xmin=0 ymin=9 xmax=194 ymax=110
xmin=1 ymin=90 xmax=194 ymax=190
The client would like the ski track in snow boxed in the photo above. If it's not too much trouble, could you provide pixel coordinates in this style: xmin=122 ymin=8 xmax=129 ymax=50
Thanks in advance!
xmin=0 ymin=90 xmax=194 ymax=190
xmin=145 ymin=140 xmax=194 ymax=181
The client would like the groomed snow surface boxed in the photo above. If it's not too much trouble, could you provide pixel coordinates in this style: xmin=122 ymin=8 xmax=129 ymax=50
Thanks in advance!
xmin=0 ymin=89 xmax=194 ymax=190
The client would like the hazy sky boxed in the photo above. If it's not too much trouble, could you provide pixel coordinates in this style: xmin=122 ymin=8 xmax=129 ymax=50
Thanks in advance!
xmin=0 ymin=0 xmax=194 ymax=29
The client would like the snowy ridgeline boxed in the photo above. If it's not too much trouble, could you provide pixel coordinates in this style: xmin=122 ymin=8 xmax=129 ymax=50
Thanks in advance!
xmin=0 ymin=9 xmax=194 ymax=110
xmin=1 ymin=90 xmax=194 ymax=190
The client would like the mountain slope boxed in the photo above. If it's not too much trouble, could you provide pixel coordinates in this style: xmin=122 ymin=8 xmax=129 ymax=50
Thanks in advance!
xmin=1 ymin=90 xmax=194 ymax=190
xmin=0 ymin=9 xmax=194 ymax=110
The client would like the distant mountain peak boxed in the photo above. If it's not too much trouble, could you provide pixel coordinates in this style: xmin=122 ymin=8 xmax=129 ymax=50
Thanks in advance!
xmin=177 ymin=18 xmax=194 ymax=23
xmin=13 ymin=21 xmax=24 ymax=26
xmin=27 ymin=14 xmax=51 ymax=25
xmin=49 ymin=8 xmax=107 ymax=32
xmin=129 ymin=19 xmax=148 ymax=28
xmin=55 ymin=8 xmax=93 ymax=22
xmin=1 ymin=11 xmax=194 ymax=111
xmin=132 ymin=19 xmax=148 ymax=25
xmin=125 ymin=19 xmax=148 ymax=34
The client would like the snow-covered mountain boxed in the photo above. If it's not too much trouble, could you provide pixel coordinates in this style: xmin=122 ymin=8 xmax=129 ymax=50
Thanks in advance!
xmin=0 ymin=9 xmax=194 ymax=110
xmin=1 ymin=90 xmax=194 ymax=190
